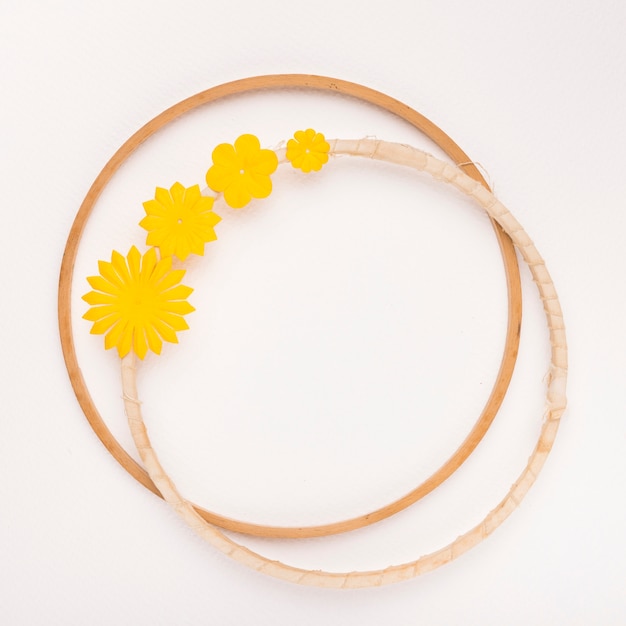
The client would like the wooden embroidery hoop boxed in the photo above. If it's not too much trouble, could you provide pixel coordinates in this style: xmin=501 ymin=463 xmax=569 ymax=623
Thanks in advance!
xmin=58 ymin=74 xmax=523 ymax=539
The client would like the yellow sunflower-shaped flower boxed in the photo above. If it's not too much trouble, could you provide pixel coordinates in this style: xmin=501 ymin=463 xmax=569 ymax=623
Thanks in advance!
xmin=286 ymin=129 xmax=330 ymax=173
xmin=82 ymin=246 xmax=194 ymax=359
xmin=139 ymin=182 xmax=221 ymax=261
xmin=206 ymin=133 xmax=278 ymax=209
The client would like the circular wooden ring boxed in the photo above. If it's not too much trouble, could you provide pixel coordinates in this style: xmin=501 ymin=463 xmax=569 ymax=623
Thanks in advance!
xmin=58 ymin=74 xmax=522 ymax=539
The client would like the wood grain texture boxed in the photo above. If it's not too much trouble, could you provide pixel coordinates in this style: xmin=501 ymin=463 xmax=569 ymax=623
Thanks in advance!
xmin=58 ymin=75 xmax=522 ymax=538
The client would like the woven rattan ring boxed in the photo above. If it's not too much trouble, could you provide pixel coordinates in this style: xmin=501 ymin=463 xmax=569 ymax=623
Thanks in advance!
xmin=59 ymin=75 xmax=523 ymax=540
xmin=119 ymin=138 xmax=567 ymax=587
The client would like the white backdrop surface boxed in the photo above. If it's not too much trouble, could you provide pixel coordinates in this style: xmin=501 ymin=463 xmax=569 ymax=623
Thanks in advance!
xmin=1 ymin=1 xmax=625 ymax=624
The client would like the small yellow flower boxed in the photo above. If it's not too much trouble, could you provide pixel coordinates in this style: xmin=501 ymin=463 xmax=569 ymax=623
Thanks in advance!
xmin=139 ymin=182 xmax=221 ymax=261
xmin=206 ymin=134 xmax=278 ymax=209
xmin=286 ymin=129 xmax=330 ymax=173
xmin=82 ymin=246 xmax=194 ymax=359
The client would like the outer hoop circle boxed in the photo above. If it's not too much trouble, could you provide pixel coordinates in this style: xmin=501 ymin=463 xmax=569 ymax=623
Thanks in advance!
xmin=58 ymin=74 xmax=522 ymax=539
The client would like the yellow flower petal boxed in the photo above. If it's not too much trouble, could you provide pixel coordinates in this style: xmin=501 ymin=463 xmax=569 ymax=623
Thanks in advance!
xmin=190 ymin=234 xmax=206 ymax=256
xmin=82 ymin=290 xmax=115 ymax=306
xmin=158 ymin=232 xmax=177 ymax=258
xmin=170 ymin=181 xmax=185 ymax=204
xmin=145 ymin=324 xmax=163 ymax=355
xmin=156 ymin=268 xmax=187 ymax=291
xmin=234 ymin=133 xmax=261 ymax=154
xmin=84 ymin=305 xmax=118 ymax=322
xmin=98 ymin=260 xmax=123 ymax=289
xmin=159 ymin=300 xmax=195 ymax=315
xmin=127 ymin=247 xmax=141 ymax=283
xmin=249 ymin=148 xmax=278 ymax=176
xmin=312 ymin=137 xmax=330 ymax=151
xmin=245 ymin=172 xmax=272 ymax=198
xmin=206 ymin=164 xmax=235 ymax=193
xmin=104 ymin=319 xmax=127 ymax=350
xmin=212 ymin=142 xmax=239 ymax=168
xmin=83 ymin=305 xmax=116 ymax=321
xmin=111 ymin=250 xmax=131 ymax=284
xmin=150 ymin=255 xmax=173 ymax=283
xmin=156 ymin=311 xmax=190 ymax=331
xmin=160 ymin=284 xmax=194 ymax=301
xmin=86 ymin=274 xmax=118 ymax=294
xmin=185 ymin=184 xmax=202 ymax=205
xmin=133 ymin=328 xmax=148 ymax=360
xmin=139 ymin=215 xmax=162 ymax=230
xmin=223 ymin=183 xmax=251 ymax=209
xmin=151 ymin=318 xmax=179 ymax=344
xmin=118 ymin=323 xmax=134 ymax=358
xmin=90 ymin=314 xmax=120 ymax=335
xmin=142 ymin=199 xmax=167 ymax=217
xmin=154 ymin=186 xmax=173 ymax=208
xmin=177 ymin=237 xmax=192 ymax=261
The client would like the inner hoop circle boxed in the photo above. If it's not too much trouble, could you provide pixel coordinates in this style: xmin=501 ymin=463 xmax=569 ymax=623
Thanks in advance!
xmin=58 ymin=74 xmax=522 ymax=538
xmin=123 ymin=140 xmax=567 ymax=587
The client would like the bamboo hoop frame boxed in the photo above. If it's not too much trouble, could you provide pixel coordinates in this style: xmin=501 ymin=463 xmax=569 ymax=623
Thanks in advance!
xmin=122 ymin=140 xmax=567 ymax=587
xmin=58 ymin=74 xmax=523 ymax=538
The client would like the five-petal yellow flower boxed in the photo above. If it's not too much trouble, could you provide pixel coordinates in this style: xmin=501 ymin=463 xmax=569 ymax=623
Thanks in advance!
xmin=206 ymin=134 xmax=278 ymax=209
xmin=139 ymin=182 xmax=221 ymax=261
xmin=286 ymin=129 xmax=330 ymax=173
xmin=82 ymin=246 xmax=194 ymax=359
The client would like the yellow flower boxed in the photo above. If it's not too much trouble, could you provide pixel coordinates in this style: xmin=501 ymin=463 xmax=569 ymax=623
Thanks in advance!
xmin=206 ymin=134 xmax=278 ymax=209
xmin=139 ymin=182 xmax=221 ymax=261
xmin=82 ymin=246 xmax=194 ymax=359
xmin=286 ymin=129 xmax=330 ymax=173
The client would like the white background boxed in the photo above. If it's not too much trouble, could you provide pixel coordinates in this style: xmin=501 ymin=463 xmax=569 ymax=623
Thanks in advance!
xmin=2 ymin=1 xmax=625 ymax=624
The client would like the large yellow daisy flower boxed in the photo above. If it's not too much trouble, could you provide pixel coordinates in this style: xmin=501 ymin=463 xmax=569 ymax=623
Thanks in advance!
xmin=139 ymin=182 xmax=221 ymax=261
xmin=82 ymin=246 xmax=194 ymax=359
xmin=206 ymin=134 xmax=278 ymax=209
xmin=286 ymin=128 xmax=330 ymax=173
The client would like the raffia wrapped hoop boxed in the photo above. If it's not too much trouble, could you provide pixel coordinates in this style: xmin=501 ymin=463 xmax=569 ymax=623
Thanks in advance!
xmin=118 ymin=138 xmax=567 ymax=587
xmin=59 ymin=75 xmax=524 ymax=539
